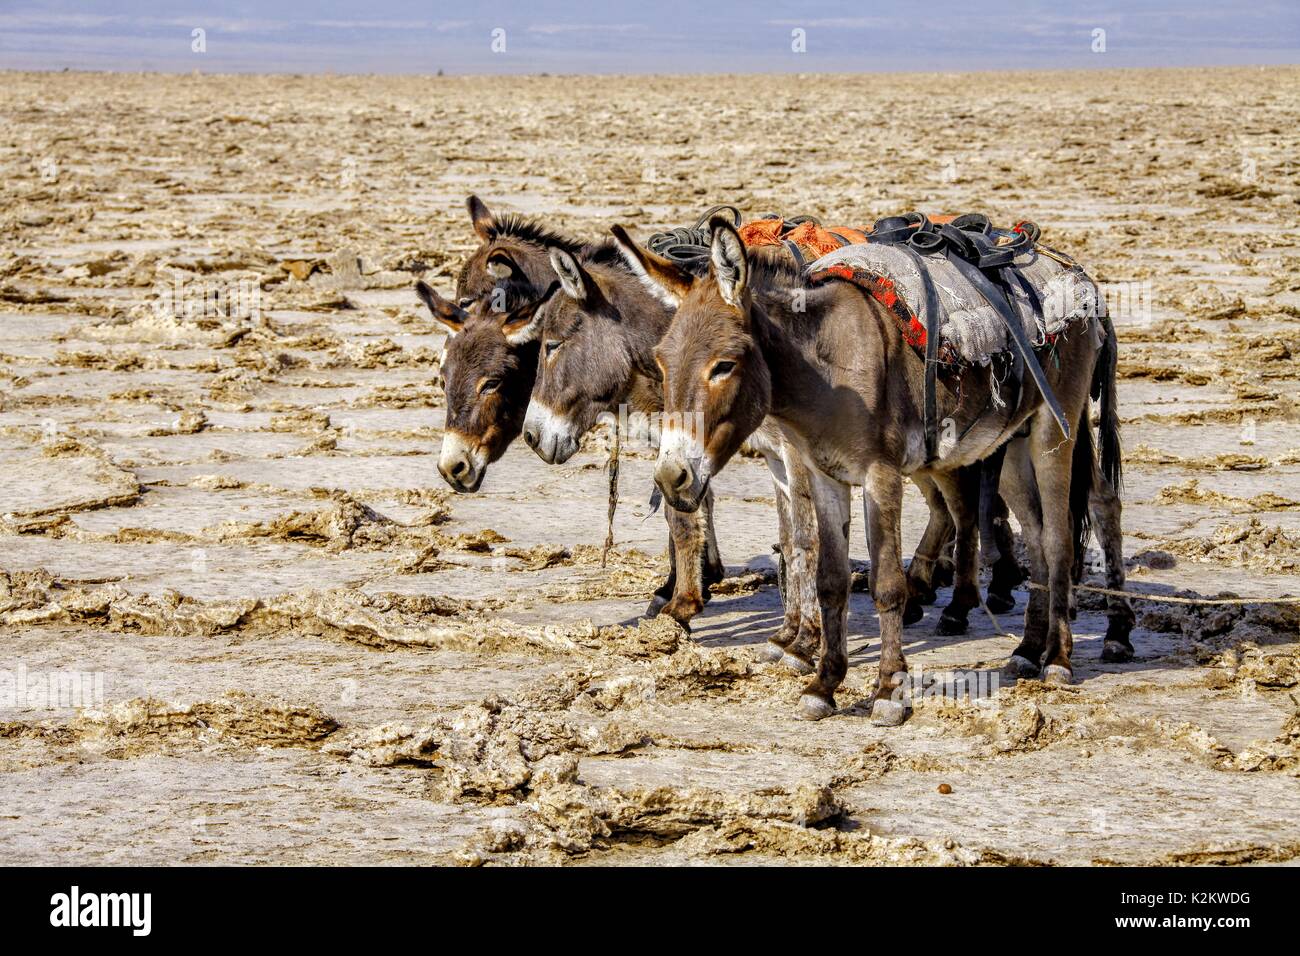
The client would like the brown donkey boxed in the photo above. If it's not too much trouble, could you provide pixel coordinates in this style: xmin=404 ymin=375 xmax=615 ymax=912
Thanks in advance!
xmin=506 ymin=242 xmax=825 ymax=652
xmin=415 ymin=279 xmax=556 ymax=492
xmin=513 ymin=234 xmax=1072 ymax=670
xmin=620 ymin=217 xmax=1113 ymax=725
xmin=423 ymin=196 xmax=724 ymax=621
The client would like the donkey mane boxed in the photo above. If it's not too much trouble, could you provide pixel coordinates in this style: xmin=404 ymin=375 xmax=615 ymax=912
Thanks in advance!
xmin=491 ymin=213 xmax=629 ymax=272
xmin=491 ymin=213 xmax=587 ymax=253
xmin=744 ymin=245 xmax=812 ymax=290
xmin=581 ymin=239 xmax=632 ymax=270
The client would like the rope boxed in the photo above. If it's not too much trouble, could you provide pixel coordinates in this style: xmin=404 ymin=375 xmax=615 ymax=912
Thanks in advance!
xmin=978 ymin=596 xmax=1020 ymax=640
xmin=645 ymin=204 xmax=742 ymax=271
xmin=601 ymin=422 xmax=620 ymax=568
xmin=967 ymin=581 xmax=1296 ymax=647
xmin=1025 ymin=580 xmax=1300 ymax=606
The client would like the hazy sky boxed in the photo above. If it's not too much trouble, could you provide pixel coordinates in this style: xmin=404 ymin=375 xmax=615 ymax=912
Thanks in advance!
xmin=1 ymin=1 xmax=1296 ymax=74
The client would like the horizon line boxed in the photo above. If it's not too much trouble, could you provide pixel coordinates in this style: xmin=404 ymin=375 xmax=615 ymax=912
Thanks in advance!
xmin=3 ymin=61 xmax=1297 ymax=81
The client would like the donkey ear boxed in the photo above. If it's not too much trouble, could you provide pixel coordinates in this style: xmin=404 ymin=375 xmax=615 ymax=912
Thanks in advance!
xmin=548 ymin=248 xmax=589 ymax=303
xmin=500 ymin=282 xmax=559 ymax=346
xmin=610 ymin=224 xmax=693 ymax=308
xmin=709 ymin=216 xmax=749 ymax=309
xmin=415 ymin=280 xmax=468 ymax=336
xmin=486 ymin=249 xmax=519 ymax=280
xmin=467 ymin=195 xmax=496 ymax=241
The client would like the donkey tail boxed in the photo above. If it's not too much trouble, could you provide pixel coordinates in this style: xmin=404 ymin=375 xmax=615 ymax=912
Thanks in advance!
xmin=1070 ymin=402 xmax=1095 ymax=580
xmin=1094 ymin=316 xmax=1123 ymax=495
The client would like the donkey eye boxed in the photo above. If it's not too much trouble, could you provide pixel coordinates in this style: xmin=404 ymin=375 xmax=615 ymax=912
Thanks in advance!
xmin=544 ymin=340 xmax=563 ymax=359
xmin=478 ymin=377 xmax=502 ymax=395
xmin=709 ymin=360 xmax=737 ymax=380
xmin=458 ymin=297 xmax=474 ymax=309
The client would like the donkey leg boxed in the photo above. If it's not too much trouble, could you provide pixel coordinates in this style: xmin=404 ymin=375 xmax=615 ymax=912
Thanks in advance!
xmin=758 ymin=451 xmax=802 ymax=662
xmin=905 ymin=475 xmax=953 ymax=625
xmin=797 ymin=472 xmax=852 ymax=721
xmin=1092 ymin=472 xmax=1136 ymax=662
xmin=987 ymin=496 xmax=1025 ymax=613
xmin=647 ymin=531 xmax=676 ymax=617
xmin=933 ymin=466 xmax=983 ymax=636
xmin=981 ymin=446 xmax=1023 ymax=614
xmin=659 ymin=504 xmax=706 ymax=628
xmin=778 ymin=445 xmax=823 ymax=675
xmin=931 ymin=537 xmax=956 ymax=591
xmin=863 ymin=461 xmax=910 ymax=726
xmin=1031 ymin=419 xmax=1079 ymax=684
xmin=700 ymin=486 xmax=726 ymax=602
xmin=999 ymin=440 xmax=1049 ymax=678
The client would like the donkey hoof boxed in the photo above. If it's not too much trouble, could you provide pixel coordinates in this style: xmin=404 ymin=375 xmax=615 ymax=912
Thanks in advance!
xmin=779 ymin=651 xmax=816 ymax=675
xmin=903 ymin=600 xmax=925 ymax=626
xmin=870 ymin=698 xmax=908 ymax=727
xmin=985 ymin=591 xmax=1016 ymax=614
xmin=644 ymin=595 xmax=668 ymax=618
xmin=661 ymin=599 xmax=702 ymax=629
xmin=1004 ymin=655 xmax=1039 ymax=679
xmin=1101 ymin=640 xmax=1135 ymax=663
xmin=756 ymin=641 xmax=786 ymax=663
xmin=936 ymin=613 xmax=968 ymax=636
xmin=1042 ymin=664 xmax=1073 ymax=685
xmin=797 ymin=694 xmax=835 ymax=721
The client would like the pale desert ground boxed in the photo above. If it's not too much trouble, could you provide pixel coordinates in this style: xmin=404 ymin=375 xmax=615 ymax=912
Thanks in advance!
xmin=1 ymin=67 xmax=1298 ymax=865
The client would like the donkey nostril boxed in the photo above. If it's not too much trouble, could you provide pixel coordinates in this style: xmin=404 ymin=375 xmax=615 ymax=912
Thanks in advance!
xmin=523 ymin=428 xmax=538 ymax=449
xmin=450 ymin=459 xmax=469 ymax=479
xmin=674 ymin=467 xmax=691 ymax=490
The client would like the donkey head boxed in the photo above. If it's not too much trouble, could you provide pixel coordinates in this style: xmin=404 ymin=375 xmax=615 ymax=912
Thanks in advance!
xmin=514 ymin=248 xmax=638 ymax=464
xmin=415 ymin=279 xmax=558 ymax=492
xmin=454 ymin=195 xmax=556 ymax=306
xmin=614 ymin=219 xmax=771 ymax=513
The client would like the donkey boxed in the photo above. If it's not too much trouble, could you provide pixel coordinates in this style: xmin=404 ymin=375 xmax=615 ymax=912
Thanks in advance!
xmin=508 ymin=235 xmax=1046 ymax=673
xmin=415 ymin=278 xmax=556 ymax=492
xmin=423 ymin=195 xmax=724 ymax=622
xmin=619 ymin=216 xmax=1121 ymax=725
xmin=499 ymin=240 xmax=830 ymax=660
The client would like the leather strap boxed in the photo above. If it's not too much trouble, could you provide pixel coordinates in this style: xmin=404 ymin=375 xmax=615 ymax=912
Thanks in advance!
xmin=865 ymin=211 xmax=1073 ymax=454
xmin=782 ymin=238 xmax=806 ymax=270
xmin=869 ymin=215 xmax=943 ymax=460
xmin=942 ymin=252 xmax=1071 ymax=441
xmin=919 ymin=261 xmax=942 ymax=460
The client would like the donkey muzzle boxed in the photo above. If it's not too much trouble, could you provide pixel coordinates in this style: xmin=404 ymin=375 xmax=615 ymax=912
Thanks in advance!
xmin=438 ymin=433 xmax=485 ymax=493
xmin=655 ymin=424 xmax=710 ymax=512
xmin=522 ymin=402 xmax=579 ymax=465
xmin=654 ymin=455 xmax=705 ymax=513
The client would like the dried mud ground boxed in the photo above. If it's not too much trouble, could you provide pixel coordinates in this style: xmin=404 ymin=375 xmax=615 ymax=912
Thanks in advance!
xmin=2 ymin=67 xmax=1299 ymax=866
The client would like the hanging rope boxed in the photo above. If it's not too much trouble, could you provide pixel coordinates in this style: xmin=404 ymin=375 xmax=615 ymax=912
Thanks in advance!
xmin=601 ymin=421 xmax=620 ymax=568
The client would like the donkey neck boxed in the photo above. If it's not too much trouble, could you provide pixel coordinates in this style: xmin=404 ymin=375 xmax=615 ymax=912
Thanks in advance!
xmin=751 ymin=280 xmax=910 ymax=478
xmin=752 ymin=287 xmax=843 ymax=428
xmin=589 ymin=260 xmax=676 ymax=406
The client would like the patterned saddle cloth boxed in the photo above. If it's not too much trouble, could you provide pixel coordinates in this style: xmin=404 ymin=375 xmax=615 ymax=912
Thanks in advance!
xmin=649 ymin=208 xmax=1105 ymax=371
xmin=809 ymin=218 xmax=1105 ymax=369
